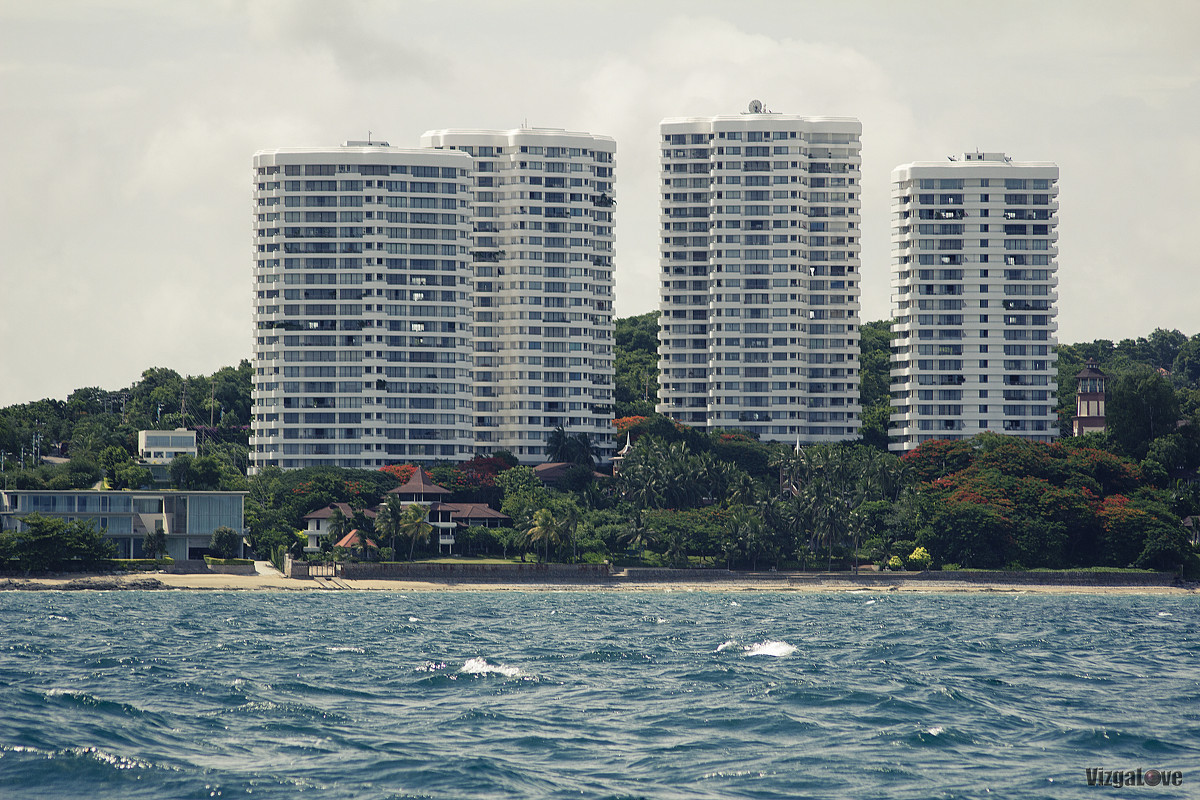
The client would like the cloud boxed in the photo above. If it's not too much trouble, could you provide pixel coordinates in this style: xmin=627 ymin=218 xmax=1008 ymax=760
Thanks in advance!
xmin=2 ymin=1 xmax=1199 ymax=406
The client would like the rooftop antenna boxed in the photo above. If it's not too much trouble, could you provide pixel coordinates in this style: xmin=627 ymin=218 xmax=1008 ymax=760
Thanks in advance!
xmin=368 ymin=130 xmax=372 ymax=144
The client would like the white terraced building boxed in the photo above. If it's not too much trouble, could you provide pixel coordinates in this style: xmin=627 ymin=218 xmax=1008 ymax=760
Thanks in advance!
xmin=250 ymin=142 xmax=475 ymax=471
xmin=655 ymin=105 xmax=863 ymax=442
xmin=422 ymin=128 xmax=617 ymax=462
xmin=889 ymin=152 xmax=1060 ymax=452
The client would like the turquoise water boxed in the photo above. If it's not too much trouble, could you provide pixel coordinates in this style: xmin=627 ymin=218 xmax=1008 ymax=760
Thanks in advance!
xmin=0 ymin=590 xmax=1196 ymax=799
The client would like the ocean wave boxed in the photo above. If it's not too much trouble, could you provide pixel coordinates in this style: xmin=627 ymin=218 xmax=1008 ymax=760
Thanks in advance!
xmin=459 ymin=657 xmax=521 ymax=677
xmin=744 ymin=640 xmax=797 ymax=657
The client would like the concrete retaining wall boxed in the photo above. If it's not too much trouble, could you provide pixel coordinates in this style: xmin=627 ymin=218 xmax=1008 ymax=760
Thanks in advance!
xmin=618 ymin=568 xmax=787 ymax=583
xmin=204 ymin=563 xmax=257 ymax=576
xmin=165 ymin=559 xmax=211 ymax=575
xmin=786 ymin=570 xmax=1178 ymax=587
xmin=340 ymin=562 xmax=612 ymax=582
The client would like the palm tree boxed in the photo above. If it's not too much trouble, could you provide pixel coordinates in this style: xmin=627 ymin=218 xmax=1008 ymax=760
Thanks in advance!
xmin=622 ymin=511 xmax=657 ymax=554
xmin=546 ymin=427 xmax=571 ymax=462
xmin=725 ymin=504 xmax=754 ymax=569
xmin=325 ymin=506 xmax=351 ymax=550
xmin=398 ymin=503 xmax=432 ymax=561
xmin=568 ymin=432 xmax=598 ymax=468
xmin=374 ymin=496 xmax=404 ymax=559
xmin=557 ymin=504 xmax=580 ymax=563
xmin=524 ymin=508 xmax=561 ymax=562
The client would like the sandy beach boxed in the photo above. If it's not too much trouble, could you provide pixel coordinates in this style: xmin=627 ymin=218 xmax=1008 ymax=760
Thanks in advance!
xmin=0 ymin=563 xmax=1195 ymax=595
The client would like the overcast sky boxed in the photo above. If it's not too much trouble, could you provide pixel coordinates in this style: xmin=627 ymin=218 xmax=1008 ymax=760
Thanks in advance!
xmin=2 ymin=0 xmax=1198 ymax=407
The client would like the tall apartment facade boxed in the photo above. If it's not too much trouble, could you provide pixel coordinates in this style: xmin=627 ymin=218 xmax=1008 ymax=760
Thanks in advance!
xmin=656 ymin=106 xmax=862 ymax=443
xmin=889 ymin=152 xmax=1059 ymax=452
xmin=422 ymin=128 xmax=617 ymax=461
xmin=250 ymin=142 xmax=475 ymax=472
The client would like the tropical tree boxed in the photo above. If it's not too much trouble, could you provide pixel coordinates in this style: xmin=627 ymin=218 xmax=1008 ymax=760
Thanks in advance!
xmin=546 ymin=427 xmax=598 ymax=467
xmin=0 ymin=514 xmax=117 ymax=571
xmin=398 ymin=503 xmax=432 ymax=561
xmin=524 ymin=508 xmax=562 ymax=562
xmin=374 ymin=496 xmax=404 ymax=557
xmin=143 ymin=524 xmax=167 ymax=560
xmin=209 ymin=526 xmax=241 ymax=559
xmin=325 ymin=507 xmax=351 ymax=549
xmin=99 ymin=445 xmax=131 ymax=488
xmin=622 ymin=511 xmax=657 ymax=554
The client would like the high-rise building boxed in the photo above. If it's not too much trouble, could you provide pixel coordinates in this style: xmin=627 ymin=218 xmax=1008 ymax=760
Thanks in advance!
xmin=656 ymin=104 xmax=863 ymax=443
xmin=889 ymin=152 xmax=1059 ymax=452
xmin=422 ymin=128 xmax=617 ymax=461
xmin=250 ymin=142 xmax=475 ymax=472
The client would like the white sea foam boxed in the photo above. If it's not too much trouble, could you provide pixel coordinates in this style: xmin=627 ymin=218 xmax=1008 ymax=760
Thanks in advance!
xmin=48 ymin=615 xmax=69 ymax=621
xmin=926 ymin=726 xmax=944 ymax=736
xmin=743 ymin=640 xmax=797 ymax=657
xmin=329 ymin=646 xmax=364 ymax=654
xmin=408 ymin=617 xmax=420 ymax=623
xmin=1157 ymin=612 xmax=1172 ymax=617
xmin=729 ymin=601 xmax=740 ymax=607
xmin=656 ymin=617 xmax=667 ymax=624
xmin=865 ymin=600 xmax=876 ymax=605
xmin=716 ymin=640 xmax=738 ymax=652
xmin=459 ymin=657 xmax=520 ymax=677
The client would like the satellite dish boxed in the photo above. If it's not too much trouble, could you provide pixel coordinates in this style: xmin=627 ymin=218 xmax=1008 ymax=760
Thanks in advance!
xmin=748 ymin=99 xmax=764 ymax=113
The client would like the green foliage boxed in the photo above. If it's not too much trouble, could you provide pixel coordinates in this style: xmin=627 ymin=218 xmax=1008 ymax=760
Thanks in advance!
xmin=208 ymin=526 xmax=242 ymax=559
xmin=1106 ymin=368 xmax=1179 ymax=460
xmin=0 ymin=514 xmax=117 ymax=571
xmin=0 ymin=362 xmax=253 ymax=474
xmin=115 ymin=464 xmax=154 ymax=490
xmin=859 ymin=402 xmax=892 ymax=453
xmin=99 ymin=446 xmax=132 ymax=486
xmin=398 ymin=503 xmax=433 ymax=561
xmin=906 ymin=435 xmax=1191 ymax=571
xmin=497 ymin=466 xmax=548 ymax=529
xmin=886 ymin=555 xmax=904 ymax=571
xmin=858 ymin=320 xmax=895 ymax=409
xmin=614 ymin=312 xmax=660 ymax=417
xmin=906 ymin=546 xmax=932 ymax=570
xmin=243 ymin=466 xmax=401 ymax=548
xmin=143 ymin=525 xmax=167 ymax=560
xmin=545 ymin=427 xmax=598 ymax=467
xmin=112 ymin=558 xmax=173 ymax=571
xmin=269 ymin=544 xmax=287 ymax=573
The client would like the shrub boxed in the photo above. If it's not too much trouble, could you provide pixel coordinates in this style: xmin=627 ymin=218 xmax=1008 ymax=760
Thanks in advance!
xmin=209 ymin=526 xmax=242 ymax=559
xmin=886 ymin=555 xmax=904 ymax=571
xmin=907 ymin=547 xmax=932 ymax=571
xmin=113 ymin=558 xmax=173 ymax=572
xmin=269 ymin=545 xmax=286 ymax=573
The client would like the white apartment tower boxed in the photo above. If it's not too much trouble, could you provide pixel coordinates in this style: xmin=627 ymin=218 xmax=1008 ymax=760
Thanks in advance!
xmin=889 ymin=152 xmax=1059 ymax=452
xmin=250 ymin=142 xmax=475 ymax=471
xmin=656 ymin=105 xmax=862 ymax=442
xmin=422 ymin=128 xmax=617 ymax=461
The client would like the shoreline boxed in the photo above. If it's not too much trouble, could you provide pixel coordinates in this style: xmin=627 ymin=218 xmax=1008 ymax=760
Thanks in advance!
xmin=0 ymin=564 xmax=1194 ymax=595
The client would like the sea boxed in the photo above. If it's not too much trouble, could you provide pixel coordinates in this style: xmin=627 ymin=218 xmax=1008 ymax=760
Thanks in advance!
xmin=0 ymin=590 xmax=1196 ymax=799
